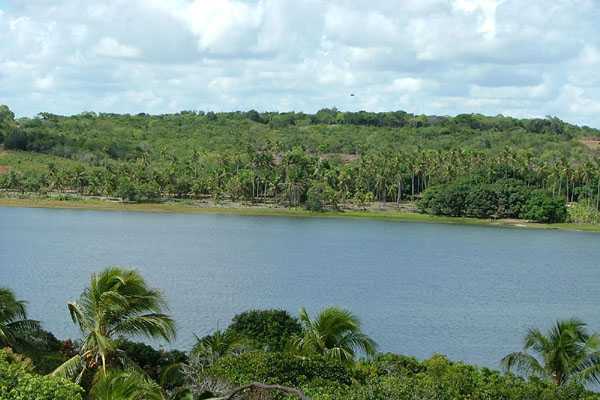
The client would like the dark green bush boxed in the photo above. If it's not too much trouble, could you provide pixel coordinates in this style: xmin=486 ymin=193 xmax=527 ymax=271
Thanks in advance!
xmin=494 ymin=179 xmax=529 ymax=218
xmin=208 ymin=351 xmax=352 ymax=387
xmin=226 ymin=309 xmax=302 ymax=352
xmin=118 ymin=339 xmax=187 ymax=388
xmin=521 ymin=190 xmax=567 ymax=223
xmin=418 ymin=182 xmax=470 ymax=216
xmin=465 ymin=185 xmax=498 ymax=218
xmin=420 ymin=179 xmax=567 ymax=223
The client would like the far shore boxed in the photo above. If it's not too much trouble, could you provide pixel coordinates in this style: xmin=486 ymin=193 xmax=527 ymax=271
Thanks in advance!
xmin=1 ymin=195 xmax=600 ymax=233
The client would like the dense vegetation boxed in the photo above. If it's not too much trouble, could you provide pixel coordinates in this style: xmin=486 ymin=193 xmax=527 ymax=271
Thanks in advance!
xmin=1 ymin=105 xmax=600 ymax=223
xmin=3 ymin=267 xmax=600 ymax=399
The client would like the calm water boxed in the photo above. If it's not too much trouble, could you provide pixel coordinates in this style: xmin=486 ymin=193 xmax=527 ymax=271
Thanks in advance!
xmin=1 ymin=206 xmax=600 ymax=368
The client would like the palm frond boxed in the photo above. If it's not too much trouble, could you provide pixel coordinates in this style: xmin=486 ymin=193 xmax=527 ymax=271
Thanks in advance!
xmin=52 ymin=354 xmax=85 ymax=381
xmin=112 ymin=313 xmax=176 ymax=341
xmin=501 ymin=351 xmax=546 ymax=379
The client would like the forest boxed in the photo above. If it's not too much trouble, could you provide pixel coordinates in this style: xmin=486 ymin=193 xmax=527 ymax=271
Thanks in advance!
xmin=1 ymin=104 xmax=600 ymax=223
xmin=2 ymin=267 xmax=600 ymax=400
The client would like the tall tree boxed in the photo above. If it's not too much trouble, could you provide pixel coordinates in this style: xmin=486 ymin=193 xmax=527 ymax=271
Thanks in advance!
xmin=52 ymin=267 xmax=176 ymax=383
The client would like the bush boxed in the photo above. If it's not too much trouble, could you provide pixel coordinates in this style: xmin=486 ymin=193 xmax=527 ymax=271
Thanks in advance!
xmin=0 ymin=348 xmax=83 ymax=400
xmin=305 ymin=354 xmax=599 ymax=400
xmin=208 ymin=351 xmax=352 ymax=388
xmin=494 ymin=179 xmax=529 ymax=218
xmin=118 ymin=340 xmax=187 ymax=390
xmin=418 ymin=182 xmax=470 ymax=216
xmin=521 ymin=191 xmax=567 ymax=223
xmin=464 ymin=185 xmax=498 ymax=218
xmin=420 ymin=180 xmax=567 ymax=223
xmin=226 ymin=309 xmax=302 ymax=352
xmin=306 ymin=181 xmax=338 ymax=211
xmin=568 ymin=201 xmax=600 ymax=224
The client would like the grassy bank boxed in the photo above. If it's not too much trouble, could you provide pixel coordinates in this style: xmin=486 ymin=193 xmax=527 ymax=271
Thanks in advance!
xmin=2 ymin=195 xmax=600 ymax=233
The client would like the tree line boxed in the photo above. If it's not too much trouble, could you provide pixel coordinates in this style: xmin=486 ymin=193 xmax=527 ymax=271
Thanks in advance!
xmin=2 ymin=267 xmax=600 ymax=399
xmin=1 ymin=105 xmax=600 ymax=222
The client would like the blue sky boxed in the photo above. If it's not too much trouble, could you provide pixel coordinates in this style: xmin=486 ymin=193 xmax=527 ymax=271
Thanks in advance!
xmin=1 ymin=0 xmax=600 ymax=127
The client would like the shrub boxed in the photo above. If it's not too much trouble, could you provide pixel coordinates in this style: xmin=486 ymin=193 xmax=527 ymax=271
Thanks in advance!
xmin=521 ymin=191 xmax=567 ymax=223
xmin=464 ymin=185 xmax=498 ymax=218
xmin=305 ymin=354 xmax=599 ymax=400
xmin=0 ymin=348 xmax=83 ymax=400
xmin=208 ymin=351 xmax=352 ymax=388
xmin=306 ymin=181 xmax=338 ymax=211
xmin=568 ymin=201 xmax=600 ymax=224
xmin=118 ymin=339 xmax=187 ymax=388
xmin=226 ymin=309 xmax=302 ymax=352
xmin=418 ymin=182 xmax=470 ymax=216
xmin=494 ymin=179 xmax=529 ymax=218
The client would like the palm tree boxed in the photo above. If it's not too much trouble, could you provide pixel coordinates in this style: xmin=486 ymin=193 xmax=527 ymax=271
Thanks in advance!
xmin=293 ymin=307 xmax=377 ymax=364
xmin=53 ymin=267 xmax=176 ymax=383
xmin=0 ymin=287 xmax=40 ymax=348
xmin=91 ymin=369 xmax=164 ymax=400
xmin=191 ymin=330 xmax=246 ymax=366
xmin=501 ymin=319 xmax=600 ymax=386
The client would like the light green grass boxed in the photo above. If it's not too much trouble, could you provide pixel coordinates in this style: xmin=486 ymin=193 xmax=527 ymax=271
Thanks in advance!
xmin=1 ymin=196 xmax=599 ymax=233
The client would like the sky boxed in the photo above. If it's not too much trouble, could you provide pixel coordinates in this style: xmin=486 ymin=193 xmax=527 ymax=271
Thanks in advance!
xmin=0 ymin=0 xmax=600 ymax=127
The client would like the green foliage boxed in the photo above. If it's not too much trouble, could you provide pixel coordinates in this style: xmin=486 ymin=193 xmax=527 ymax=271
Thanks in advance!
xmin=465 ymin=185 xmax=498 ymax=218
xmin=226 ymin=309 xmax=302 ymax=352
xmin=568 ymin=201 xmax=600 ymax=224
xmin=418 ymin=182 xmax=470 ymax=216
xmin=294 ymin=307 xmax=377 ymax=364
xmin=0 ymin=287 xmax=41 ymax=349
xmin=521 ymin=190 xmax=568 ymax=223
xmin=495 ymin=179 xmax=530 ymax=218
xmin=419 ymin=180 xmax=567 ymax=222
xmin=304 ymin=354 xmax=600 ymax=400
xmin=53 ymin=267 xmax=175 ymax=384
xmin=306 ymin=181 xmax=339 ymax=211
xmin=90 ymin=369 xmax=163 ymax=400
xmin=192 ymin=330 xmax=246 ymax=367
xmin=502 ymin=319 xmax=600 ymax=386
xmin=207 ymin=351 xmax=352 ymax=388
xmin=1 ymin=104 xmax=599 ymax=224
xmin=0 ymin=349 xmax=83 ymax=400
xmin=118 ymin=339 xmax=187 ymax=390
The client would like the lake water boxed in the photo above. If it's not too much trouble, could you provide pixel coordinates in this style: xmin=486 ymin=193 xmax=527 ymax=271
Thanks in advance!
xmin=1 ymin=206 xmax=600 ymax=369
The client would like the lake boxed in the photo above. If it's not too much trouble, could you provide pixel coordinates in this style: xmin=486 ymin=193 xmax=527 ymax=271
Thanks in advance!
xmin=1 ymin=206 xmax=599 ymax=369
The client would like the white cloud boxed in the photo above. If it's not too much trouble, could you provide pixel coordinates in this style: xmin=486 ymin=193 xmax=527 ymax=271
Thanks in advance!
xmin=33 ymin=75 xmax=55 ymax=90
xmin=0 ymin=0 xmax=598 ymax=127
xmin=94 ymin=37 xmax=141 ymax=59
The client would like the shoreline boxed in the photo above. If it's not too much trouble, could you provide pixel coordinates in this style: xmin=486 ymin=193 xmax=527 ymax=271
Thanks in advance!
xmin=1 ymin=196 xmax=600 ymax=233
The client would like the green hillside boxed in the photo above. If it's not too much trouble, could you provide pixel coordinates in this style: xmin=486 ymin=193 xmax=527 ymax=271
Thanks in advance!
xmin=1 ymin=105 xmax=600 ymax=223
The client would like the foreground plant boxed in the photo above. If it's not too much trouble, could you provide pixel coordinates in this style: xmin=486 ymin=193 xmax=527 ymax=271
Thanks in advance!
xmin=91 ymin=369 xmax=164 ymax=400
xmin=0 ymin=287 xmax=40 ymax=348
xmin=294 ymin=306 xmax=376 ymax=364
xmin=192 ymin=330 xmax=246 ymax=366
xmin=52 ymin=267 xmax=176 ymax=383
xmin=501 ymin=318 xmax=600 ymax=386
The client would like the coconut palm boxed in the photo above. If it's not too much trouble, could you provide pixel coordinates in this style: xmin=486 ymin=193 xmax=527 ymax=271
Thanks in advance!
xmin=191 ymin=330 xmax=245 ymax=366
xmin=0 ymin=287 xmax=40 ymax=348
xmin=91 ymin=369 xmax=164 ymax=400
xmin=501 ymin=318 xmax=600 ymax=386
xmin=52 ymin=267 xmax=176 ymax=383
xmin=294 ymin=307 xmax=377 ymax=364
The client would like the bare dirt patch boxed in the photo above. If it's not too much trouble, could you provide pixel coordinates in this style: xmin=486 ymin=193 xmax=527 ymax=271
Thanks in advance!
xmin=580 ymin=138 xmax=600 ymax=151
xmin=0 ymin=165 xmax=9 ymax=174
